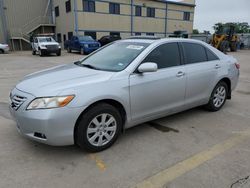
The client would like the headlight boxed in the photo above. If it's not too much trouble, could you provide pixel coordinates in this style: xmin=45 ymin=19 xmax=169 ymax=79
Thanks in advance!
xmin=84 ymin=44 xmax=89 ymax=48
xmin=40 ymin=45 xmax=46 ymax=48
xmin=59 ymin=45 xmax=61 ymax=48
xmin=27 ymin=95 xmax=75 ymax=110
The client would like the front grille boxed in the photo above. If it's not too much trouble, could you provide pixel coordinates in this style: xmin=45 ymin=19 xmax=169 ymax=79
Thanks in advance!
xmin=46 ymin=45 xmax=58 ymax=50
xmin=10 ymin=95 xmax=27 ymax=110
xmin=89 ymin=44 xmax=99 ymax=48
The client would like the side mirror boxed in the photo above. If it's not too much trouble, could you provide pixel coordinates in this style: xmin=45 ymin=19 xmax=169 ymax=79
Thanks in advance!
xmin=138 ymin=62 xmax=158 ymax=73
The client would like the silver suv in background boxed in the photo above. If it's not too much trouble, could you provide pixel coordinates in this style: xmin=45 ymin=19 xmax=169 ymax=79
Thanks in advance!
xmin=10 ymin=38 xmax=239 ymax=152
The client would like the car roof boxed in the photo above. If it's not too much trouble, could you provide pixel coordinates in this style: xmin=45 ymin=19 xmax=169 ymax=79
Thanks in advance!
xmin=121 ymin=38 xmax=207 ymax=44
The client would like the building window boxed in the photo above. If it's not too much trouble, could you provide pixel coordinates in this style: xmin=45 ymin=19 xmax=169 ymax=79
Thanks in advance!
xmin=65 ymin=0 xmax=71 ymax=13
xmin=83 ymin=0 xmax=95 ymax=12
xmin=147 ymin=7 xmax=155 ymax=17
xmin=183 ymin=12 xmax=190 ymax=21
xmin=135 ymin=6 xmax=141 ymax=16
xmin=63 ymin=34 xmax=66 ymax=42
xmin=68 ymin=32 xmax=73 ymax=40
xmin=57 ymin=33 xmax=62 ymax=43
xmin=135 ymin=32 xmax=141 ymax=36
xmin=110 ymin=32 xmax=120 ymax=37
xmin=55 ymin=6 xmax=59 ymax=17
xmin=109 ymin=3 xmax=120 ymax=14
xmin=85 ymin=31 xmax=97 ymax=40
xmin=146 ymin=33 xmax=154 ymax=36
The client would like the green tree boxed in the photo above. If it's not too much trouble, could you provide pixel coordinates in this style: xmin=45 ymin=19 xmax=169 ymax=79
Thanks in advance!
xmin=213 ymin=22 xmax=250 ymax=33
xmin=192 ymin=29 xmax=199 ymax=34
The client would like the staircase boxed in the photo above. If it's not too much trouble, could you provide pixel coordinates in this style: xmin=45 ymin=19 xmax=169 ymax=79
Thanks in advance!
xmin=10 ymin=16 xmax=55 ymax=50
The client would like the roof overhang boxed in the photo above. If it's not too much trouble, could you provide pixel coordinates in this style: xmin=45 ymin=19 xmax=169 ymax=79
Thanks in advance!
xmin=154 ymin=0 xmax=196 ymax=7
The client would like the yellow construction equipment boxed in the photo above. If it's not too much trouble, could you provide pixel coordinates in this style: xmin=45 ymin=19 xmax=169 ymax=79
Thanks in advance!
xmin=211 ymin=24 xmax=239 ymax=53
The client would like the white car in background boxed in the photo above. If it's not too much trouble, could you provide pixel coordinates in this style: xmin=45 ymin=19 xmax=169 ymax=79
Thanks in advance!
xmin=0 ymin=43 xmax=10 ymax=54
xmin=32 ymin=37 xmax=61 ymax=57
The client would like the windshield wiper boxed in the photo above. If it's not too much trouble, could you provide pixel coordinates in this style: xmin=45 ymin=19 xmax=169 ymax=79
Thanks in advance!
xmin=74 ymin=61 xmax=100 ymax=70
xmin=81 ymin=64 xmax=100 ymax=70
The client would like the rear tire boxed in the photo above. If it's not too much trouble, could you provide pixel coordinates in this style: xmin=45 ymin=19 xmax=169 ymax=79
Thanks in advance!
xmin=67 ymin=47 xmax=71 ymax=53
xmin=32 ymin=50 xmax=36 ymax=55
xmin=76 ymin=103 xmax=122 ymax=152
xmin=230 ymin=42 xmax=237 ymax=52
xmin=0 ymin=49 xmax=4 ymax=54
xmin=205 ymin=81 xmax=228 ymax=112
xmin=219 ymin=41 xmax=229 ymax=54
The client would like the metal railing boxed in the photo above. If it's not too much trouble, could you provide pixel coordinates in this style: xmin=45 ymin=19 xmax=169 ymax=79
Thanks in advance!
xmin=9 ymin=16 xmax=54 ymax=43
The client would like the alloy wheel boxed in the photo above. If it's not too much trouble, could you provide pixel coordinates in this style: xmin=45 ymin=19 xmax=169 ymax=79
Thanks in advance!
xmin=213 ymin=86 xmax=226 ymax=108
xmin=86 ymin=113 xmax=117 ymax=147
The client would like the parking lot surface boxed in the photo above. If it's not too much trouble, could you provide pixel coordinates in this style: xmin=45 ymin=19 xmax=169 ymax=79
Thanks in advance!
xmin=0 ymin=50 xmax=250 ymax=188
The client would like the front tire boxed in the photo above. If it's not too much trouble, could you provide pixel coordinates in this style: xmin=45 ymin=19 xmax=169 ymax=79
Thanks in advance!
xmin=76 ymin=103 xmax=122 ymax=152
xmin=56 ymin=49 xmax=61 ymax=56
xmin=80 ymin=47 xmax=85 ymax=55
xmin=205 ymin=81 xmax=228 ymax=112
xmin=39 ymin=49 xmax=44 ymax=57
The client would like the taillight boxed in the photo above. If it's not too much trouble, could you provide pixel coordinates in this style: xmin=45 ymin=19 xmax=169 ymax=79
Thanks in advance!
xmin=235 ymin=63 xmax=240 ymax=69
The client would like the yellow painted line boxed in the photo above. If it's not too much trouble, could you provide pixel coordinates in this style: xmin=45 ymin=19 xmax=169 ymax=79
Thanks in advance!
xmin=135 ymin=132 xmax=250 ymax=188
xmin=89 ymin=154 xmax=106 ymax=171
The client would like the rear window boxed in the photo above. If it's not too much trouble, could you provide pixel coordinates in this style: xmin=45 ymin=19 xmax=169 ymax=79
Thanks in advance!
xmin=182 ymin=42 xmax=207 ymax=64
xmin=206 ymin=49 xmax=219 ymax=61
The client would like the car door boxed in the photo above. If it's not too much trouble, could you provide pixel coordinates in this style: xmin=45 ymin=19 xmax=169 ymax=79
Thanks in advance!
xmin=72 ymin=36 xmax=79 ymax=50
xmin=182 ymin=42 xmax=220 ymax=108
xmin=129 ymin=42 xmax=186 ymax=122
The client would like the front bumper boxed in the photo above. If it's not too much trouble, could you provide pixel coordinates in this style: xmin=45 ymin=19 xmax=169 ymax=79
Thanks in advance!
xmin=41 ymin=48 xmax=60 ymax=54
xmin=84 ymin=47 xmax=99 ymax=54
xmin=9 ymin=88 xmax=84 ymax=146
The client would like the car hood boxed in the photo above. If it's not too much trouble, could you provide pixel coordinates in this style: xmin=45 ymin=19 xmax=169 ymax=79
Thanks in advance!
xmin=40 ymin=42 xmax=59 ymax=46
xmin=16 ymin=63 xmax=115 ymax=97
xmin=79 ymin=41 xmax=99 ymax=45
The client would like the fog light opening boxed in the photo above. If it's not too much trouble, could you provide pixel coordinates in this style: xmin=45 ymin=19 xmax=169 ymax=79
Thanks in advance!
xmin=34 ymin=132 xmax=47 ymax=139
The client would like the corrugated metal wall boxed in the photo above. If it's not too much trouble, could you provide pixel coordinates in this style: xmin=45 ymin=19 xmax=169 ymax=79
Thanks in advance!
xmin=3 ymin=0 xmax=50 ymax=37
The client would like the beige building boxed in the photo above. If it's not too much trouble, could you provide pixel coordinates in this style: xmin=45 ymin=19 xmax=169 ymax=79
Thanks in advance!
xmin=0 ymin=0 xmax=195 ymax=49
xmin=0 ymin=0 xmax=55 ymax=50
xmin=54 ymin=0 xmax=195 ymax=42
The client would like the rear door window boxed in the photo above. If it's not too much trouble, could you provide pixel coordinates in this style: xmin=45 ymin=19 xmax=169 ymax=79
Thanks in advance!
xmin=182 ymin=42 xmax=207 ymax=64
xmin=142 ymin=42 xmax=181 ymax=69
xmin=206 ymin=48 xmax=219 ymax=61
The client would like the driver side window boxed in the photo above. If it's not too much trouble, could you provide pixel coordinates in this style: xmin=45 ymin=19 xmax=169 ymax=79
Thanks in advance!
xmin=142 ymin=42 xmax=181 ymax=69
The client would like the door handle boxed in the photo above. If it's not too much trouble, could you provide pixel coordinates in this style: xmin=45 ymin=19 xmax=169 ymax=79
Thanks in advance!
xmin=215 ymin=64 xmax=221 ymax=69
xmin=176 ymin=71 xmax=185 ymax=77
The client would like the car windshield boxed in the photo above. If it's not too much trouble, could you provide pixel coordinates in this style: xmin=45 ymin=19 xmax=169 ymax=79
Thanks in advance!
xmin=77 ymin=42 xmax=149 ymax=72
xmin=38 ymin=37 xmax=55 ymax=43
xmin=78 ymin=36 xmax=95 ymax=41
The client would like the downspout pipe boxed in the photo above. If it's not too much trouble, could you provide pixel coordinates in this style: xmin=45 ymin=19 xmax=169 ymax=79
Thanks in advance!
xmin=74 ymin=0 xmax=79 ymax=36
xmin=131 ymin=0 xmax=134 ymax=36
xmin=164 ymin=3 xmax=168 ymax=37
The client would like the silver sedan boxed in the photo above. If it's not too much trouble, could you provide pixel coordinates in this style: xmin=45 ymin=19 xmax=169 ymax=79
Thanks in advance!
xmin=9 ymin=38 xmax=239 ymax=152
xmin=0 ymin=43 xmax=10 ymax=53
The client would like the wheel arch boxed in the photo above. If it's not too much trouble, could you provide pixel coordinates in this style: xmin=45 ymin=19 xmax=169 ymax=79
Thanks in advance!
xmin=74 ymin=99 xmax=127 ymax=144
xmin=218 ymin=77 xmax=231 ymax=99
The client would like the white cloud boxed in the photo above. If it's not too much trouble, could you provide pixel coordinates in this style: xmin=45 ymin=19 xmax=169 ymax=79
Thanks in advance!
xmin=194 ymin=0 xmax=250 ymax=33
